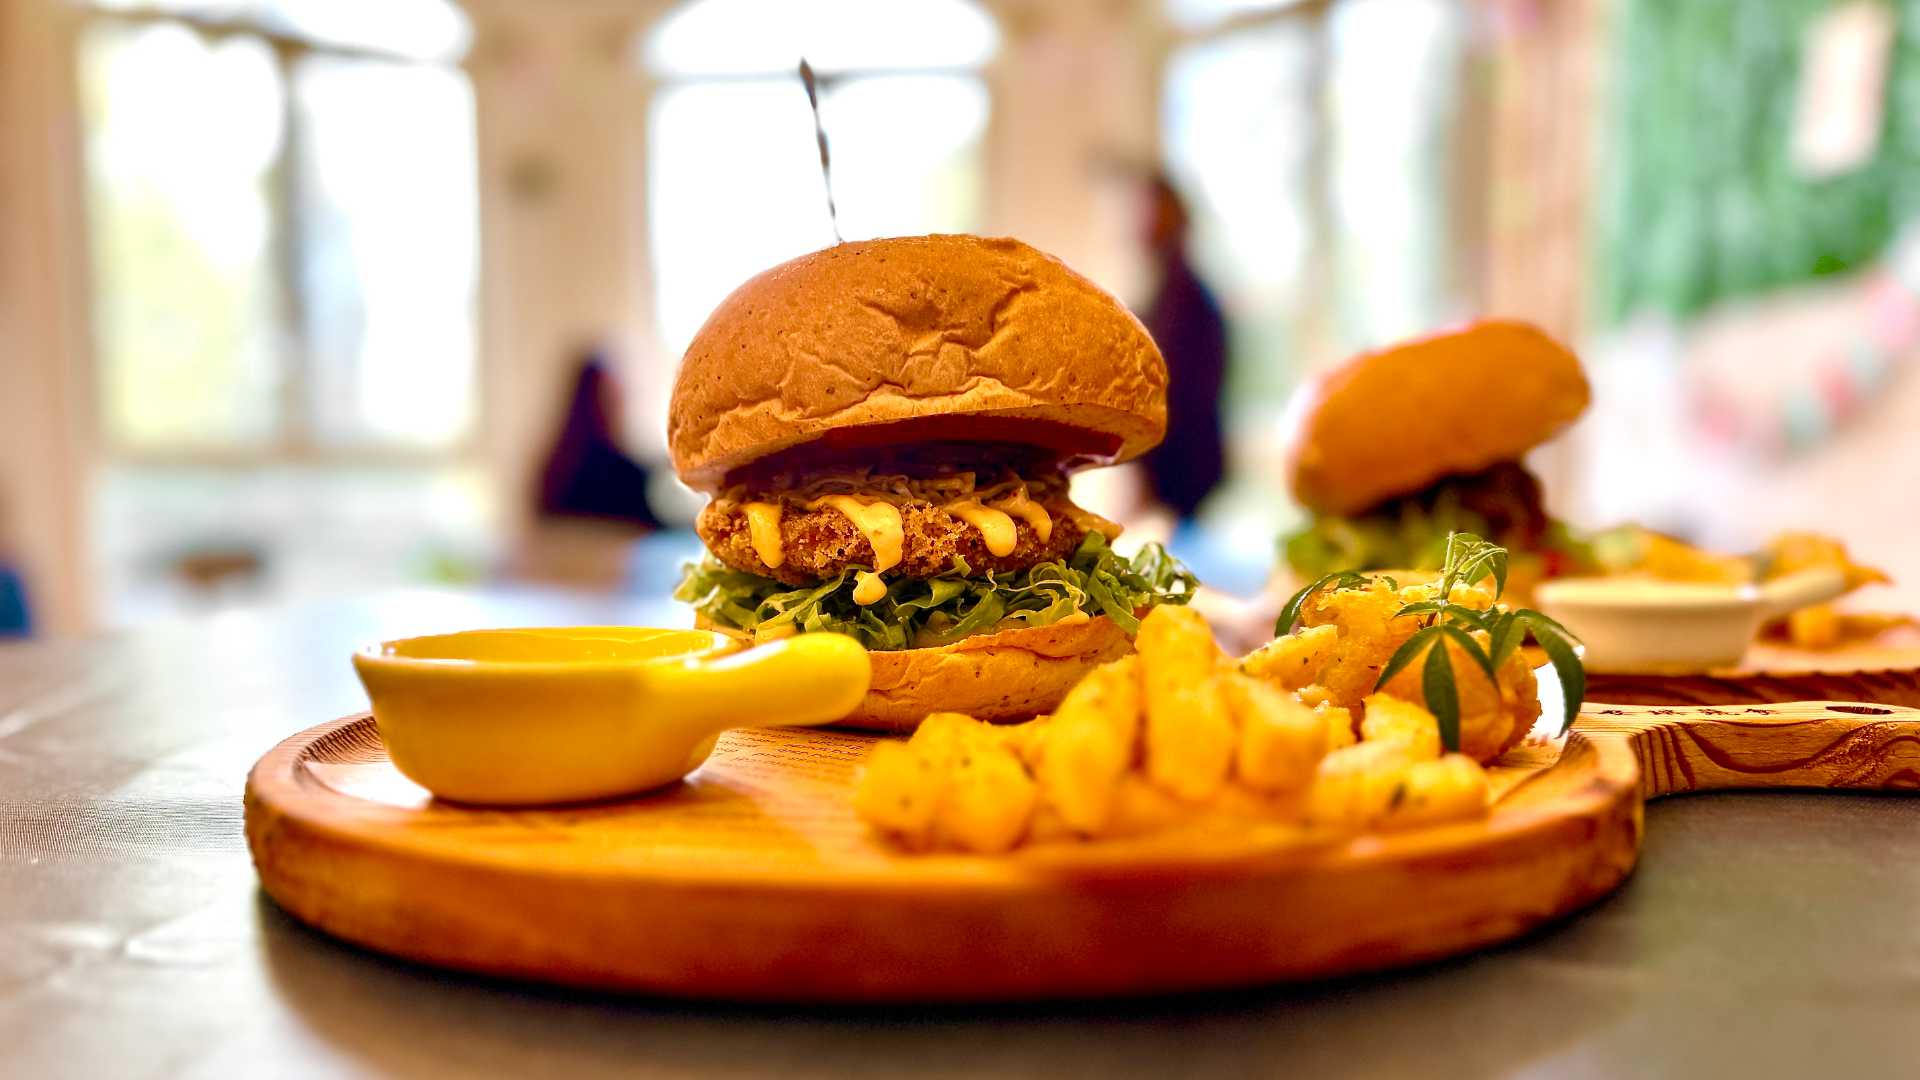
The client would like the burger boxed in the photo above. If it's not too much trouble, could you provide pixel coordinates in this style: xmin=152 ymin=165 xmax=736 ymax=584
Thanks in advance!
xmin=1281 ymin=319 xmax=1593 ymax=599
xmin=668 ymin=235 xmax=1197 ymax=730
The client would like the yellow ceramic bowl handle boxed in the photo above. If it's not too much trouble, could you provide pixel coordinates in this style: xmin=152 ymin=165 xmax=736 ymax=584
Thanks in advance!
xmin=640 ymin=633 xmax=872 ymax=731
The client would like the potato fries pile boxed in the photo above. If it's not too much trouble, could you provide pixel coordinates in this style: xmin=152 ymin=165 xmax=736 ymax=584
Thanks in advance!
xmin=1612 ymin=526 xmax=1902 ymax=650
xmin=1762 ymin=532 xmax=1902 ymax=649
xmin=854 ymin=605 xmax=1491 ymax=854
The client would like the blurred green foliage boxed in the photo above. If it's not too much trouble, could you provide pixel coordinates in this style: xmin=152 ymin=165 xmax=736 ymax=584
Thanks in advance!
xmin=1598 ymin=0 xmax=1920 ymax=324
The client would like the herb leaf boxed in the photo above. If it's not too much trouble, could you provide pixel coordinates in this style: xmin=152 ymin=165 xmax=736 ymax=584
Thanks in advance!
xmin=1377 ymin=626 xmax=1438 ymax=689
xmin=1434 ymin=623 xmax=1497 ymax=684
xmin=1423 ymin=636 xmax=1461 ymax=752
xmin=1394 ymin=600 xmax=1493 ymax=632
xmin=1275 ymin=570 xmax=1369 ymax=637
xmin=1487 ymin=610 xmax=1529 ymax=668
xmin=1523 ymin=613 xmax=1585 ymax=734
xmin=1514 ymin=606 xmax=1578 ymax=642
xmin=1435 ymin=531 xmax=1510 ymax=602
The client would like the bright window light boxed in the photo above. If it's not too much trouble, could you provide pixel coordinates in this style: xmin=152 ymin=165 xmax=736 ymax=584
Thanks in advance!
xmin=81 ymin=20 xmax=284 ymax=449
xmin=1164 ymin=0 xmax=1308 ymax=33
xmin=79 ymin=7 xmax=478 ymax=454
xmin=644 ymin=0 xmax=997 ymax=77
xmin=644 ymin=1 xmax=993 ymax=355
xmin=296 ymin=56 xmax=478 ymax=448
xmin=86 ymin=0 xmax=471 ymax=61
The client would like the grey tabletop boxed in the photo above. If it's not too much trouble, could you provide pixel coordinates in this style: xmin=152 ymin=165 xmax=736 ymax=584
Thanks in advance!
xmin=3 ymin=588 xmax=1919 ymax=1079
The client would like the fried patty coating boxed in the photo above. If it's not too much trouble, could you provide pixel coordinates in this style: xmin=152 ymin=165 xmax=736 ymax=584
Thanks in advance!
xmin=698 ymin=496 xmax=1097 ymax=584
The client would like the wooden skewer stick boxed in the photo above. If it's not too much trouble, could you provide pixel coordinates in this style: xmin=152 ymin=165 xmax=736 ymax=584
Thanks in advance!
xmin=797 ymin=58 xmax=842 ymax=243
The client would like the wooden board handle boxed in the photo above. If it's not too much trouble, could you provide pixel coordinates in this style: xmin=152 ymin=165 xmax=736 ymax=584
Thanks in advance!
xmin=1576 ymin=701 xmax=1920 ymax=799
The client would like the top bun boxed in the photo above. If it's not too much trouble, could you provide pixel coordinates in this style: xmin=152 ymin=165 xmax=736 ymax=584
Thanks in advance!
xmin=1287 ymin=319 xmax=1589 ymax=516
xmin=668 ymin=235 xmax=1167 ymax=490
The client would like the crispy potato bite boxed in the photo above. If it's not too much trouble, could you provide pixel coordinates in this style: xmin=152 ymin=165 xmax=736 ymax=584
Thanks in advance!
xmin=1138 ymin=606 xmax=1236 ymax=801
xmin=912 ymin=711 xmax=999 ymax=763
xmin=1036 ymin=656 xmax=1140 ymax=834
xmin=1358 ymin=693 xmax=1441 ymax=760
xmin=1239 ymin=624 xmax=1337 ymax=689
xmin=1765 ymin=531 xmax=1889 ymax=590
xmin=1378 ymin=639 xmax=1539 ymax=763
xmin=1254 ymin=574 xmax=1537 ymax=763
xmin=1107 ymin=774 xmax=1191 ymax=837
xmin=1625 ymin=528 xmax=1754 ymax=585
xmin=1304 ymin=695 xmax=1491 ymax=833
xmin=1222 ymin=674 xmax=1326 ymax=793
xmin=1378 ymin=754 xmax=1490 ymax=831
xmin=1317 ymin=703 xmax=1358 ymax=749
xmin=852 ymin=741 xmax=941 ymax=847
xmin=936 ymin=743 xmax=1037 ymax=854
xmin=1303 ymin=740 xmax=1425 ymax=830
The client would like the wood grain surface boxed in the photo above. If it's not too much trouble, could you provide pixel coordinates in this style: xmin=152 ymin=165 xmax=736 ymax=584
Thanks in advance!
xmin=1587 ymin=631 xmax=1920 ymax=708
xmin=1578 ymin=701 xmax=1920 ymax=797
xmin=243 ymin=702 xmax=1919 ymax=1002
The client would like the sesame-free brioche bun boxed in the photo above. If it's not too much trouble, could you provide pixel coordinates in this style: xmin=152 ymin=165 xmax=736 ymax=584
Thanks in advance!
xmin=668 ymin=235 xmax=1168 ymax=491
xmin=1286 ymin=319 xmax=1589 ymax=516
xmin=697 ymin=613 xmax=1133 ymax=731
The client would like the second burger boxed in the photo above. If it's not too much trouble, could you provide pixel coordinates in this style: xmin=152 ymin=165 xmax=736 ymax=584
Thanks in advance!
xmin=1280 ymin=319 xmax=1595 ymax=603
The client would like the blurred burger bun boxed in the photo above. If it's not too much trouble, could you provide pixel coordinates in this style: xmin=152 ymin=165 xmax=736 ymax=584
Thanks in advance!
xmin=1285 ymin=319 xmax=1590 ymax=516
xmin=668 ymin=234 xmax=1167 ymax=490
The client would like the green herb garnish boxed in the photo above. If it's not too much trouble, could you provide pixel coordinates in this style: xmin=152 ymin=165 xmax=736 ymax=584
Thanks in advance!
xmin=1274 ymin=531 xmax=1585 ymax=750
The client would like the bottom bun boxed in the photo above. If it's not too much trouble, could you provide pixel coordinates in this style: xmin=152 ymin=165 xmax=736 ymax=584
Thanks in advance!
xmin=856 ymin=615 xmax=1135 ymax=731
xmin=698 ymin=615 xmax=1135 ymax=732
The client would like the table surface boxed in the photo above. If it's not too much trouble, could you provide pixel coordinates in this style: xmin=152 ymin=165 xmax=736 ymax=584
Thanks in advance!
xmin=4 ymin=588 xmax=1920 ymax=1080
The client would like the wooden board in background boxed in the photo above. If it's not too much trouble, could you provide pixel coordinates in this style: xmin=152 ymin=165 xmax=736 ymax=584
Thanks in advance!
xmin=244 ymin=702 xmax=1920 ymax=1002
xmin=1588 ymin=628 xmax=1920 ymax=708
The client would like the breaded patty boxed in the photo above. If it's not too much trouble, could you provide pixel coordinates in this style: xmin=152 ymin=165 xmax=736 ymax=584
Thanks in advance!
xmin=698 ymin=497 xmax=1096 ymax=584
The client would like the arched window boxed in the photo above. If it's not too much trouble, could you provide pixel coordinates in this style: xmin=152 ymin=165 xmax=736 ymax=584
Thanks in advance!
xmin=74 ymin=0 xmax=482 ymax=625
xmin=641 ymin=0 xmax=998 ymax=353
xmin=79 ymin=0 xmax=477 ymax=452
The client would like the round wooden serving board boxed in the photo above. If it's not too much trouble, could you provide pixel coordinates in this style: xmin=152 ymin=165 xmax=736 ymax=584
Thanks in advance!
xmin=1587 ymin=628 xmax=1920 ymax=708
xmin=245 ymin=702 xmax=1920 ymax=1002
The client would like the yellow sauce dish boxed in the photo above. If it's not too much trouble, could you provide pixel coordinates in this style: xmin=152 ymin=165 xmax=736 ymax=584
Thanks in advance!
xmin=352 ymin=627 xmax=870 ymax=805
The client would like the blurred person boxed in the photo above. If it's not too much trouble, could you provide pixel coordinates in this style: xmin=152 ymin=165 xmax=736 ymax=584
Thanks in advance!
xmin=536 ymin=349 xmax=662 ymax=530
xmin=1118 ymin=172 xmax=1260 ymax=647
xmin=1134 ymin=171 xmax=1228 ymax=523
xmin=510 ymin=348 xmax=662 ymax=590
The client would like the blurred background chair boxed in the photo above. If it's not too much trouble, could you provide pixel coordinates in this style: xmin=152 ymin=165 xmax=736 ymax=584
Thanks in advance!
xmin=0 ymin=489 xmax=33 ymax=637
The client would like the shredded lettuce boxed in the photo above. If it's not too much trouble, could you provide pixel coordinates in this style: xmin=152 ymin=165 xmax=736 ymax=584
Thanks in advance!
xmin=1284 ymin=500 xmax=1492 ymax=579
xmin=674 ymin=532 xmax=1198 ymax=651
xmin=1283 ymin=493 xmax=1592 ymax=580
